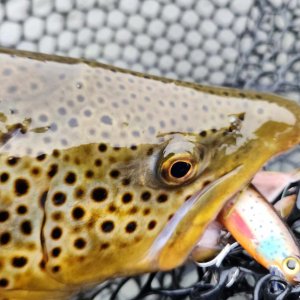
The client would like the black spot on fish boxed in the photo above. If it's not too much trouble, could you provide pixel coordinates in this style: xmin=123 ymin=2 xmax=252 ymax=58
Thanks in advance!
xmin=74 ymin=238 xmax=86 ymax=249
xmin=141 ymin=191 xmax=151 ymax=201
xmin=65 ymin=172 xmax=76 ymax=184
xmin=98 ymin=143 xmax=107 ymax=152
xmin=0 ymin=172 xmax=9 ymax=183
xmin=20 ymin=220 xmax=32 ymax=235
xmin=122 ymin=193 xmax=133 ymax=204
xmin=51 ymin=227 xmax=62 ymax=239
xmin=15 ymin=178 xmax=29 ymax=196
xmin=110 ymin=169 xmax=120 ymax=178
xmin=52 ymin=266 xmax=60 ymax=273
xmin=47 ymin=164 xmax=58 ymax=178
xmin=148 ymin=220 xmax=157 ymax=230
xmin=101 ymin=220 xmax=114 ymax=233
xmin=126 ymin=221 xmax=137 ymax=233
xmin=17 ymin=205 xmax=27 ymax=214
xmin=51 ymin=247 xmax=61 ymax=257
xmin=0 ymin=211 xmax=9 ymax=222
xmin=53 ymin=192 xmax=66 ymax=206
xmin=72 ymin=207 xmax=85 ymax=220
xmin=91 ymin=187 xmax=108 ymax=202
xmin=7 ymin=156 xmax=19 ymax=166
xmin=0 ymin=232 xmax=10 ymax=245
xmin=12 ymin=256 xmax=27 ymax=268
xmin=0 ymin=278 xmax=8 ymax=287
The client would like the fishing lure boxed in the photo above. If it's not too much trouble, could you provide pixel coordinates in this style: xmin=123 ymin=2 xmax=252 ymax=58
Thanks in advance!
xmin=221 ymin=186 xmax=300 ymax=284
xmin=192 ymin=170 xmax=300 ymax=275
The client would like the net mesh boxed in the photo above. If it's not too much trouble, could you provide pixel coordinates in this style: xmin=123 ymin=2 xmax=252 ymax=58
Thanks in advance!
xmin=1 ymin=0 xmax=300 ymax=299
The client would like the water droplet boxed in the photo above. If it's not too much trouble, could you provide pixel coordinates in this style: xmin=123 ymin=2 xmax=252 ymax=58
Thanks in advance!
xmin=76 ymin=82 xmax=83 ymax=89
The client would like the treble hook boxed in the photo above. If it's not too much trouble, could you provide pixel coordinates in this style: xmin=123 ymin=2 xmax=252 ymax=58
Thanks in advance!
xmin=196 ymin=242 xmax=239 ymax=268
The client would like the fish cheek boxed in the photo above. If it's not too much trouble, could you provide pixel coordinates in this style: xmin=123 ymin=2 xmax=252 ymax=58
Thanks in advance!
xmin=42 ymin=169 xmax=190 ymax=284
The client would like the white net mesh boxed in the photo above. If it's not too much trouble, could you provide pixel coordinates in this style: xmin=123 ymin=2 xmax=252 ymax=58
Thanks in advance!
xmin=1 ymin=0 xmax=299 ymax=172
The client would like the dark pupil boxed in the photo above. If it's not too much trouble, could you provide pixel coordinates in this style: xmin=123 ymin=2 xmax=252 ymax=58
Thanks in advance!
xmin=170 ymin=161 xmax=191 ymax=179
xmin=287 ymin=259 xmax=296 ymax=270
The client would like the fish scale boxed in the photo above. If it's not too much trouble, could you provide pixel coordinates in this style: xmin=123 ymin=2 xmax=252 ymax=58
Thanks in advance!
xmin=0 ymin=48 xmax=300 ymax=300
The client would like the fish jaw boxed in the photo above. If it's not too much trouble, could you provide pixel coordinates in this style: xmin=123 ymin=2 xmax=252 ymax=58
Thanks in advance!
xmin=143 ymin=91 xmax=300 ymax=271
xmin=144 ymin=164 xmax=258 ymax=270
xmin=144 ymin=141 xmax=300 ymax=271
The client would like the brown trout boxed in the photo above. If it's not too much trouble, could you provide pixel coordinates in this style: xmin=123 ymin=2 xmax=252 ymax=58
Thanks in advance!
xmin=0 ymin=48 xmax=300 ymax=300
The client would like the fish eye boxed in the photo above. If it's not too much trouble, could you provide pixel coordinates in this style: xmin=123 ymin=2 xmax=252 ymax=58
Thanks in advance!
xmin=160 ymin=155 xmax=198 ymax=186
xmin=282 ymin=256 xmax=300 ymax=275
xmin=170 ymin=161 xmax=191 ymax=179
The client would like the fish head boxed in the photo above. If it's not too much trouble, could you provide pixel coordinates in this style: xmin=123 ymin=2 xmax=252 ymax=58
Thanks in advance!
xmin=40 ymin=86 xmax=300 ymax=285
xmin=1 ymin=50 xmax=300 ymax=288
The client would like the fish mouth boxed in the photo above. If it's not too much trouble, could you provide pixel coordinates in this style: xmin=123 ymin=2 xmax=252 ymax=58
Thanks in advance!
xmin=145 ymin=166 xmax=244 ymax=267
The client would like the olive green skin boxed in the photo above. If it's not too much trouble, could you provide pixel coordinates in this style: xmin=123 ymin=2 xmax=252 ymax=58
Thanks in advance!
xmin=0 ymin=48 xmax=299 ymax=300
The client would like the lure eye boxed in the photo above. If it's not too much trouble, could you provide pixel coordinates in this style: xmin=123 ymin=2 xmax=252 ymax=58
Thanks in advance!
xmin=160 ymin=155 xmax=198 ymax=185
xmin=282 ymin=256 xmax=300 ymax=275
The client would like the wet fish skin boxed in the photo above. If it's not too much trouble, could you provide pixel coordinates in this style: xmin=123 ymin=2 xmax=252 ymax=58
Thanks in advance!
xmin=0 ymin=48 xmax=300 ymax=299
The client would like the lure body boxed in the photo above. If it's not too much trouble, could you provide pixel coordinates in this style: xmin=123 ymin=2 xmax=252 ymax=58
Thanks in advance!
xmin=192 ymin=171 xmax=299 ymax=264
xmin=0 ymin=48 xmax=300 ymax=299
xmin=221 ymin=186 xmax=300 ymax=283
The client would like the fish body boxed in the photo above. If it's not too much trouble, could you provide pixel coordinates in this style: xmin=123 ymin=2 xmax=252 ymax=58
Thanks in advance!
xmin=0 ymin=48 xmax=300 ymax=299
